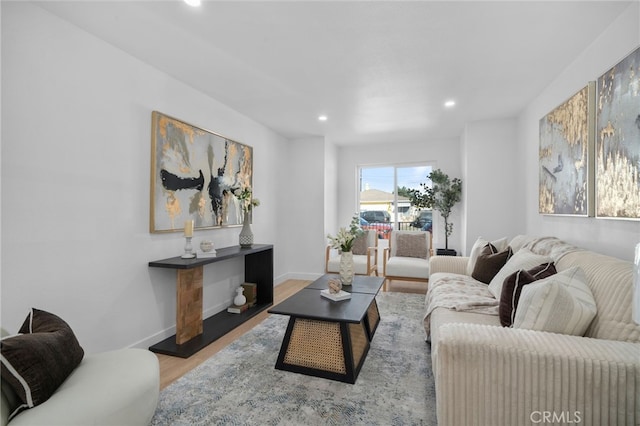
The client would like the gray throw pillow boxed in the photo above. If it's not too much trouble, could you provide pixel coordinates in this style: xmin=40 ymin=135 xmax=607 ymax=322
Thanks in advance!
xmin=351 ymin=232 xmax=369 ymax=256
xmin=396 ymin=233 xmax=428 ymax=259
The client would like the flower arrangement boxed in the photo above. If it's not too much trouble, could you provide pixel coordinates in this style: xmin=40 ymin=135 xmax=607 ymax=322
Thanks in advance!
xmin=234 ymin=187 xmax=260 ymax=213
xmin=327 ymin=214 xmax=364 ymax=253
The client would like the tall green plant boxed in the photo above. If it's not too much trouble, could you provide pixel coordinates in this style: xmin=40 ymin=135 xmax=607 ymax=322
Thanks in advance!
xmin=409 ymin=169 xmax=462 ymax=250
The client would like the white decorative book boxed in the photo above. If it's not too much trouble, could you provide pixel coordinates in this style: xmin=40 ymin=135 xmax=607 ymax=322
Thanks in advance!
xmin=320 ymin=289 xmax=351 ymax=301
xmin=198 ymin=250 xmax=217 ymax=258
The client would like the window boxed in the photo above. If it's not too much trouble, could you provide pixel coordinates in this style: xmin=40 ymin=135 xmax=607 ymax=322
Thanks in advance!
xmin=358 ymin=163 xmax=433 ymax=238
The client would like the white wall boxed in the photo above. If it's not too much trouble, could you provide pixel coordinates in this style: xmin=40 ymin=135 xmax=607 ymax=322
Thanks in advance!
xmin=282 ymin=137 xmax=327 ymax=279
xmin=324 ymin=139 xmax=338 ymax=243
xmin=462 ymin=118 xmax=522 ymax=255
xmin=517 ymin=1 xmax=640 ymax=261
xmin=1 ymin=3 xmax=289 ymax=352
xmin=337 ymin=139 xmax=462 ymax=252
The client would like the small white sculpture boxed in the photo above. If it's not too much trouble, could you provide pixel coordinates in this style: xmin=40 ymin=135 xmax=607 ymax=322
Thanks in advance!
xmin=234 ymin=286 xmax=246 ymax=306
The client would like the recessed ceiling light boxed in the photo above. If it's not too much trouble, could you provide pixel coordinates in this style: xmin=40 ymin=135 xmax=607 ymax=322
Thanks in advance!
xmin=184 ymin=0 xmax=201 ymax=7
xmin=444 ymin=100 xmax=456 ymax=108
xmin=318 ymin=115 xmax=328 ymax=121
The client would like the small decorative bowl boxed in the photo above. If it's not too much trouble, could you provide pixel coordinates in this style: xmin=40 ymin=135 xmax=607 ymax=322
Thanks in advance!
xmin=200 ymin=240 xmax=214 ymax=252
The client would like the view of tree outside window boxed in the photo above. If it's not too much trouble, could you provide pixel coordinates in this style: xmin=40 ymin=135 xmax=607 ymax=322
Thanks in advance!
xmin=358 ymin=164 xmax=433 ymax=239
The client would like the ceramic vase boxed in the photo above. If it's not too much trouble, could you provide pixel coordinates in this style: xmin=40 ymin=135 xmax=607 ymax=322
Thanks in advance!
xmin=239 ymin=211 xmax=254 ymax=248
xmin=339 ymin=251 xmax=354 ymax=286
xmin=234 ymin=287 xmax=246 ymax=306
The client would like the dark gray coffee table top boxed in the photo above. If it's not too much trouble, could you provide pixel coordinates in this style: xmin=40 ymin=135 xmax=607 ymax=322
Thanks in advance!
xmin=268 ymin=288 xmax=375 ymax=323
xmin=305 ymin=274 xmax=385 ymax=295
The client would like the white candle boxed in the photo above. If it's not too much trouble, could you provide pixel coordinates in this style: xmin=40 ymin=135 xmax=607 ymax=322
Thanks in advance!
xmin=184 ymin=220 xmax=194 ymax=237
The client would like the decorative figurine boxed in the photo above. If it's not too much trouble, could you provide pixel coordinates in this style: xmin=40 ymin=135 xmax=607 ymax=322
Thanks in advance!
xmin=328 ymin=278 xmax=342 ymax=294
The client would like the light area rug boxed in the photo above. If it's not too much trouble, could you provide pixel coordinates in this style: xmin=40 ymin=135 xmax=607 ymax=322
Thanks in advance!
xmin=151 ymin=292 xmax=436 ymax=425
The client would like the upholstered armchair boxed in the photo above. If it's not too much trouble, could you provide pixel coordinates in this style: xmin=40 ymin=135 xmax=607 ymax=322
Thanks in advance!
xmin=325 ymin=230 xmax=378 ymax=276
xmin=382 ymin=230 xmax=432 ymax=291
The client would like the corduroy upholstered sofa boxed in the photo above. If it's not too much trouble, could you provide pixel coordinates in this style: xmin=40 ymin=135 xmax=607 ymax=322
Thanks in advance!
xmin=425 ymin=236 xmax=640 ymax=426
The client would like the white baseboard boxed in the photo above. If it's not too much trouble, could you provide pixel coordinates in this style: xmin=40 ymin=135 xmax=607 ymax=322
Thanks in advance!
xmin=132 ymin=274 xmax=323 ymax=350
xmin=129 ymin=327 xmax=175 ymax=350
xmin=128 ymin=302 xmax=230 ymax=350
xmin=275 ymin=272 xmax=323 ymax=285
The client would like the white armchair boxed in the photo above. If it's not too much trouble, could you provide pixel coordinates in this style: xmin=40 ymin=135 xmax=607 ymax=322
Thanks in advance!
xmin=325 ymin=230 xmax=378 ymax=276
xmin=383 ymin=230 xmax=432 ymax=291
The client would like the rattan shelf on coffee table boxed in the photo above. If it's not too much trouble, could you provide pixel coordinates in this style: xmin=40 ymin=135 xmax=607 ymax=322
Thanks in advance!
xmin=268 ymin=274 xmax=384 ymax=384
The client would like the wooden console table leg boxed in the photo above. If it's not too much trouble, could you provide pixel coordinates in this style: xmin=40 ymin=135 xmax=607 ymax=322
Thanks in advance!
xmin=176 ymin=266 xmax=203 ymax=345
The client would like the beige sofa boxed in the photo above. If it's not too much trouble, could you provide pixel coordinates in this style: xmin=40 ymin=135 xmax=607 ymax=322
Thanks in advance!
xmin=425 ymin=236 xmax=640 ymax=426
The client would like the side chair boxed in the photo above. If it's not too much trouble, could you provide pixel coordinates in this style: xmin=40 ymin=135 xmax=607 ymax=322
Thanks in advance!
xmin=382 ymin=230 xmax=432 ymax=291
xmin=325 ymin=229 xmax=378 ymax=276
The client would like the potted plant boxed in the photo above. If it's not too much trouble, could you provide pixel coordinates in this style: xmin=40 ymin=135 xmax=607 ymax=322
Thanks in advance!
xmin=327 ymin=214 xmax=364 ymax=285
xmin=409 ymin=169 xmax=462 ymax=255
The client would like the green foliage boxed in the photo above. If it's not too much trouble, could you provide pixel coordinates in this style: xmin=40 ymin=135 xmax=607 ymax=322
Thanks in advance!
xmin=396 ymin=186 xmax=414 ymax=198
xmin=234 ymin=187 xmax=260 ymax=212
xmin=409 ymin=169 xmax=462 ymax=249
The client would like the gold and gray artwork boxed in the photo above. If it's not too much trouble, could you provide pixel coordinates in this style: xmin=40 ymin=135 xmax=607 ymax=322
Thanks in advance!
xmin=539 ymin=85 xmax=591 ymax=216
xmin=539 ymin=45 xmax=639 ymax=219
xmin=596 ymin=46 xmax=640 ymax=219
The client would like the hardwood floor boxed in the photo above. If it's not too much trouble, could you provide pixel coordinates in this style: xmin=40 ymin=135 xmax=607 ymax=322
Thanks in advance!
xmin=156 ymin=277 xmax=426 ymax=390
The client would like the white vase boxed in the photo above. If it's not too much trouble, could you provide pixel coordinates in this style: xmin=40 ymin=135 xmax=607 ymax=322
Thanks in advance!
xmin=239 ymin=211 xmax=254 ymax=248
xmin=339 ymin=251 xmax=354 ymax=286
xmin=234 ymin=287 xmax=246 ymax=306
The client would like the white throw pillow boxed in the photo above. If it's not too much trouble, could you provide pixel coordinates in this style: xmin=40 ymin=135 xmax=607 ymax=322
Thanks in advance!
xmin=513 ymin=266 xmax=596 ymax=336
xmin=467 ymin=236 xmax=508 ymax=276
xmin=508 ymin=235 xmax=535 ymax=254
xmin=487 ymin=249 xmax=552 ymax=298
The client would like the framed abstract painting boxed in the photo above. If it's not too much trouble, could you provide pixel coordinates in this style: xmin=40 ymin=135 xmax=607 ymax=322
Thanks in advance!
xmin=150 ymin=111 xmax=253 ymax=233
xmin=539 ymin=82 xmax=595 ymax=216
xmin=595 ymin=46 xmax=640 ymax=220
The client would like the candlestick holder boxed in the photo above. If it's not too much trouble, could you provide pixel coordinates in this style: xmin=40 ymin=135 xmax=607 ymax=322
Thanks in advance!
xmin=181 ymin=236 xmax=196 ymax=259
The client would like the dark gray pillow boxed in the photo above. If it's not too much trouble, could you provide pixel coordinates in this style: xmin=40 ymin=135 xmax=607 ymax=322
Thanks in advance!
xmin=0 ymin=309 xmax=84 ymax=418
xmin=471 ymin=244 xmax=513 ymax=284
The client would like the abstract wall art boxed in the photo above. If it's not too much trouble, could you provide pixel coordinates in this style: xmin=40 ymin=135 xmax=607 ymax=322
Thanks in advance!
xmin=539 ymin=82 xmax=595 ymax=216
xmin=596 ymin=46 xmax=640 ymax=220
xmin=150 ymin=111 xmax=253 ymax=233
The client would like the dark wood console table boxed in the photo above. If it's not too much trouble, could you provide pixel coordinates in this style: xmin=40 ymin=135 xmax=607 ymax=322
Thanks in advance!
xmin=148 ymin=244 xmax=273 ymax=358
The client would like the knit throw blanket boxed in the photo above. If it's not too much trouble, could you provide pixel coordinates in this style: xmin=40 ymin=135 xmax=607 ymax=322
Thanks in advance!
xmin=522 ymin=236 xmax=582 ymax=262
xmin=423 ymin=274 xmax=498 ymax=337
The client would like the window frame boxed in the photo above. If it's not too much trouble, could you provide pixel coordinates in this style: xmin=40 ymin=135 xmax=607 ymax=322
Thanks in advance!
xmin=356 ymin=161 xmax=436 ymax=233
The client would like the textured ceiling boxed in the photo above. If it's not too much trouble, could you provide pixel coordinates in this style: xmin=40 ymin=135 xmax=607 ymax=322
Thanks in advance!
xmin=35 ymin=1 xmax=632 ymax=145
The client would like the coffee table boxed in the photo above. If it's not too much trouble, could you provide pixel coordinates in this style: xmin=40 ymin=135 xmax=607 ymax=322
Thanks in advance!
xmin=268 ymin=274 xmax=384 ymax=384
